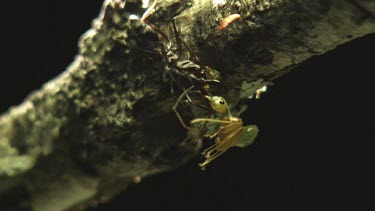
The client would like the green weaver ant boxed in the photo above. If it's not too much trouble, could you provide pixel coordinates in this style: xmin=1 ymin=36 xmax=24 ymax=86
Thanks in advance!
xmin=173 ymin=87 xmax=259 ymax=171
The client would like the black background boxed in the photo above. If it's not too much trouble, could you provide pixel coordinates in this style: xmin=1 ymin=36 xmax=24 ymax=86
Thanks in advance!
xmin=1 ymin=1 xmax=374 ymax=211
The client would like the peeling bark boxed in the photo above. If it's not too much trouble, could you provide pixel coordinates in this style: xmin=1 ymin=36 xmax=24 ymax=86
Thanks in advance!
xmin=0 ymin=0 xmax=374 ymax=210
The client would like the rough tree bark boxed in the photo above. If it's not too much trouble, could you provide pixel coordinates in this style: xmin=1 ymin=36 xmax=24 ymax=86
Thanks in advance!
xmin=0 ymin=0 xmax=374 ymax=210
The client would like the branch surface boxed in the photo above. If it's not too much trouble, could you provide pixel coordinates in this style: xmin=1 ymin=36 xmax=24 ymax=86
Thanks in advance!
xmin=0 ymin=0 xmax=374 ymax=210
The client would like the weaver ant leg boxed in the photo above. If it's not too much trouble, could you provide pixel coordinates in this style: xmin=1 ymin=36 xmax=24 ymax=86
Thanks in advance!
xmin=172 ymin=86 xmax=195 ymax=130
xmin=198 ymin=147 xmax=226 ymax=171
xmin=204 ymin=126 xmax=222 ymax=139
xmin=191 ymin=118 xmax=232 ymax=127
xmin=199 ymin=150 xmax=226 ymax=170
xmin=205 ymin=149 xmax=224 ymax=161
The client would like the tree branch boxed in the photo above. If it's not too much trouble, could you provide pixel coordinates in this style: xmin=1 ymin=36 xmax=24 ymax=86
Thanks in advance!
xmin=0 ymin=0 xmax=374 ymax=210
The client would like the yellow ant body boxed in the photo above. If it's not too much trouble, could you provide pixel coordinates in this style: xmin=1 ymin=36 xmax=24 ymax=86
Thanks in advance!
xmin=173 ymin=87 xmax=259 ymax=170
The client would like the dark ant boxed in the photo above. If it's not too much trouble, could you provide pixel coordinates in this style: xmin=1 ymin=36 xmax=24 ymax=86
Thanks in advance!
xmin=140 ymin=0 xmax=222 ymax=96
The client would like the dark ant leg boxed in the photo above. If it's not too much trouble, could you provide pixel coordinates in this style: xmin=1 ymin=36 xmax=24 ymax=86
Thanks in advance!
xmin=141 ymin=0 xmax=170 ymax=43
xmin=142 ymin=19 xmax=170 ymax=42
xmin=170 ymin=73 xmax=193 ymax=102
xmin=158 ymin=42 xmax=179 ymax=95
xmin=179 ymin=37 xmax=201 ymax=63
xmin=172 ymin=18 xmax=183 ymax=57
xmin=141 ymin=0 xmax=157 ymax=21
xmin=157 ymin=41 xmax=169 ymax=63
xmin=172 ymin=18 xmax=205 ymax=65
xmin=126 ymin=42 xmax=160 ymax=54
xmin=167 ymin=69 xmax=176 ymax=95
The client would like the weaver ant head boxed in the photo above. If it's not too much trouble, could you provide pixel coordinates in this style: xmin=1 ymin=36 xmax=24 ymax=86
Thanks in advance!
xmin=204 ymin=95 xmax=228 ymax=114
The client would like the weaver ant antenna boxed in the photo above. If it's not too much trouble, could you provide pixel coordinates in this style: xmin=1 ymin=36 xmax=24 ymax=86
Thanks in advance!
xmin=172 ymin=86 xmax=195 ymax=130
